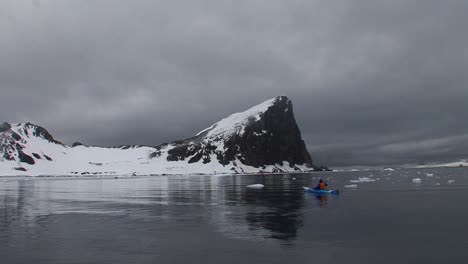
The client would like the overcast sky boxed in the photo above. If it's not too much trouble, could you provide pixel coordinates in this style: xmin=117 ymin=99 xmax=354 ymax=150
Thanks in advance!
xmin=1 ymin=0 xmax=468 ymax=167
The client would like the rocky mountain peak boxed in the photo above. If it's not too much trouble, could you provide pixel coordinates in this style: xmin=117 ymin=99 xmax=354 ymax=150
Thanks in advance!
xmin=1 ymin=122 xmax=63 ymax=145
xmin=157 ymin=96 xmax=315 ymax=171
xmin=196 ymin=96 xmax=285 ymax=140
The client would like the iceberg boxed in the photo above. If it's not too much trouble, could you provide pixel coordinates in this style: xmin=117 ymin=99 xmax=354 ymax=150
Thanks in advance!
xmin=350 ymin=177 xmax=376 ymax=183
xmin=412 ymin=178 xmax=422 ymax=183
xmin=246 ymin=184 xmax=264 ymax=189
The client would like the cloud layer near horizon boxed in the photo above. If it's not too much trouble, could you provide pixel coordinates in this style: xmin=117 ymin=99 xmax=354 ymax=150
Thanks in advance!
xmin=1 ymin=0 xmax=468 ymax=167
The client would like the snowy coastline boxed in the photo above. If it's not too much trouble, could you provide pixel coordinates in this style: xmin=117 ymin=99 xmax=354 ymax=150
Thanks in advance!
xmin=1 ymin=97 xmax=316 ymax=177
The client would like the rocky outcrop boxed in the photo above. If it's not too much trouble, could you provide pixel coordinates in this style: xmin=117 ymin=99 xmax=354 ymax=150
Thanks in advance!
xmin=152 ymin=96 xmax=315 ymax=171
xmin=72 ymin=142 xmax=84 ymax=147
xmin=23 ymin=122 xmax=63 ymax=145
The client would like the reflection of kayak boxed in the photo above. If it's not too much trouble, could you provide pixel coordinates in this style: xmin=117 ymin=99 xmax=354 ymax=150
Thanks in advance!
xmin=303 ymin=186 xmax=339 ymax=195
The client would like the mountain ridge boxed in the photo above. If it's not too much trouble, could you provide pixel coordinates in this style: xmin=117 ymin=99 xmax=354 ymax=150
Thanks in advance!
xmin=0 ymin=96 xmax=318 ymax=176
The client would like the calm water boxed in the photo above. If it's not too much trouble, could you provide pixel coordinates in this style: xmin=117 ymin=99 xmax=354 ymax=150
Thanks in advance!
xmin=1 ymin=167 xmax=468 ymax=263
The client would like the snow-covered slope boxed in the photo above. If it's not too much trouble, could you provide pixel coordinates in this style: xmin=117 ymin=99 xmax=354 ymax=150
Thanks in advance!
xmin=196 ymin=97 xmax=276 ymax=139
xmin=0 ymin=96 xmax=316 ymax=176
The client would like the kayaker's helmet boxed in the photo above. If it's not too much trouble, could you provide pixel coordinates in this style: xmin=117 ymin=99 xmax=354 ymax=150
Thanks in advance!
xmin=319 ymin=179 xmax=323 ymax=183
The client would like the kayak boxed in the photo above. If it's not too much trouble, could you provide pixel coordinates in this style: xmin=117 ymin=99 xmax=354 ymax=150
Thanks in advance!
xmin=303 ymin=186 xmax=339 ymax=195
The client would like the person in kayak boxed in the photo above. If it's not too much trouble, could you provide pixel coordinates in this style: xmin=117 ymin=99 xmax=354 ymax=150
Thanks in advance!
xmin=314 ymin=179 xmax=328 ymax=190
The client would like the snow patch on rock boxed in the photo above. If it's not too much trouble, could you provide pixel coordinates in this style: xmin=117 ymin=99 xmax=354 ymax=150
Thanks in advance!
xmin=196 ymin=98 xmax=276 ymax=139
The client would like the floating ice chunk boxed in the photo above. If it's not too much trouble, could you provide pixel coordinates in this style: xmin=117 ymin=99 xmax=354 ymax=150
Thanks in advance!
xmin=447 ymin=180 xmax=455 ymax=184
xmin=425 ymin=173 xmax=434 ymax=177
xmin=412 ymin=178 xmax=422 ymax=183
xmin=246 ymin=184 xmax=264 ymax=189
xmin=350 ymin=177 xmax=376 ymax=183
xmin=345 ymin=184 xmax=358 ymax=188
xmin=361 ymin=177 xmax=376 ymax=182
xmin=384 ymin=168 xmax=395 ymax=171
xmin=292 ymin=177 xmax=296 ymax=180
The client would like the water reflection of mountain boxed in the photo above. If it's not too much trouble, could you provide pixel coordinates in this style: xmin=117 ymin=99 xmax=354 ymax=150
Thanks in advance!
xmin=0 ymin=174 xmax=307 ymax=243
xmin=161 ymin=174 xmax=307 ymax=241
xmin=0 ymin=180 xmax=55 ymax=228
xmin=0 ymin=179 xmax=58 ymax=249
xmin=208 ymin=174 xmax=306 ymax=242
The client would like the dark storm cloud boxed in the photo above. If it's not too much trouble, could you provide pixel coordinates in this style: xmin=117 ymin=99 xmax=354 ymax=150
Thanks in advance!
xmin=1 ymin=0 xmax=468 ymax=167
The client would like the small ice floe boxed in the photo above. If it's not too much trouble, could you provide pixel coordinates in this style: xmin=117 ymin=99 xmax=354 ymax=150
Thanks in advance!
xmin=412 ymin=178 xmax=422 ymax=183
xmin=425 ymin=173 xmax=434 ymax=177
xmin=292 ymin=177 xmax=296 ymax=180
xmin=447 ymin=180 xmax=455 ymax=184
xmin=384 ymin=168 xmax=395 ymax=171
xmin=350 ymin=177 xmax=376 ymax=183
xmin=246 ymin=184 xmax=264 ymax=189
xmin=345 ymin=184 xmax=358 ymax=188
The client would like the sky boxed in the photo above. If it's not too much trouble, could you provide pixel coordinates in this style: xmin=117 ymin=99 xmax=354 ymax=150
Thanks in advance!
xmin=1 ymin=0 xmax=468 ymax=167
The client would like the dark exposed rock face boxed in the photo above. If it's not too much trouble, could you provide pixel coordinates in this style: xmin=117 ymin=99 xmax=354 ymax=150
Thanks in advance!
xmin=18 ymin=151 xmax=35 ymax=165
xmin=227 ymin=96 xmax=311 ymax=168
xmin=72 ymin=142 xmax=84 ymax=147
xmin=153 ymin=96 xmax=315 ymax=170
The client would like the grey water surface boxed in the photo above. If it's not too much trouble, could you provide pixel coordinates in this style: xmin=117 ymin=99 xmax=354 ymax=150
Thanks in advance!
xmin=1 ymin=167 xmax=468 ymax=263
